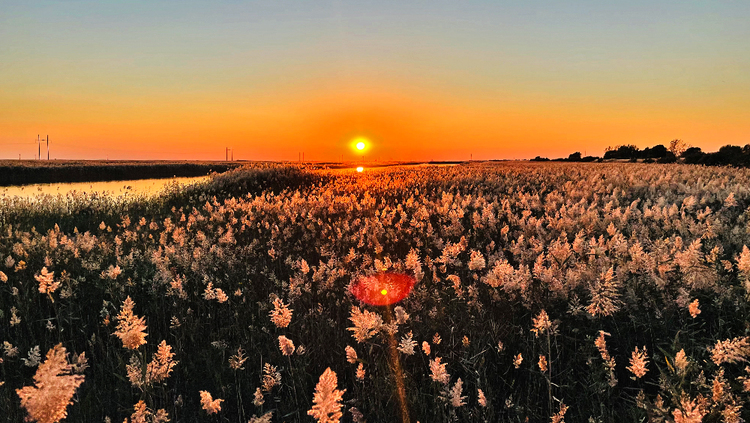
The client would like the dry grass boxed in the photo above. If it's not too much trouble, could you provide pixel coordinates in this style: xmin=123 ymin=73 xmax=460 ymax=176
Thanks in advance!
xmin=1 ymin=162 xmax=749 ymax=422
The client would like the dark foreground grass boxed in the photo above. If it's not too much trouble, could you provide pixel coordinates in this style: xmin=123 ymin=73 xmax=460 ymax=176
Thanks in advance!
xmin=0 ymin=160 xmax=246 ymax=186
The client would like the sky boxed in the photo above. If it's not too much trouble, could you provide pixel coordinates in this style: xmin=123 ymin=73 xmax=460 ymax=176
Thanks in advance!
xmin=1 ymin=1 xmax=749 ymax=161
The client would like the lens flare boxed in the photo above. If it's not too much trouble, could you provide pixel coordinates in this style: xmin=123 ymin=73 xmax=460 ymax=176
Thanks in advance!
xmin=350 ymin=272 xmax=415 ymax=306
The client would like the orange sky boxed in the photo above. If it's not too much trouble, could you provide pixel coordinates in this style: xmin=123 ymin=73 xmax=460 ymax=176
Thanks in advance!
xmin=4 ymin=79 xmax=747 ymax=161
xmin=1 ymin=1 xmax=749 ymax=161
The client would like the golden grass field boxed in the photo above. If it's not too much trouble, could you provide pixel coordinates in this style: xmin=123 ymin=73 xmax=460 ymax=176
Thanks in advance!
xmin=1 ymin=162 xmax=750 ymax=422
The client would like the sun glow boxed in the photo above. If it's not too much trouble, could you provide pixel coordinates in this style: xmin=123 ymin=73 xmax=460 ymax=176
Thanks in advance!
xmin=356 ymin=166 xmax=364 ymax=172
xmin=356 ymin=141 xmax=366 ymax=150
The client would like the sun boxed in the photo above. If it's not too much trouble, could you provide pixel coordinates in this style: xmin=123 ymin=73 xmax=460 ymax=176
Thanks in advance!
xmin=353 ymin=137 xmax=368 ymax=151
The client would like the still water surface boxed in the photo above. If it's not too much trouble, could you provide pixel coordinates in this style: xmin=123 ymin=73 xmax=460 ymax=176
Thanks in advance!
xmin=1 ymin=176 xmax=209 ymax=199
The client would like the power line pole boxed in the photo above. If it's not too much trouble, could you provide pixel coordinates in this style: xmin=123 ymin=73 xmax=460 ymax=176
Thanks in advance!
xmin=47 ymin=135 xmax=49 ymax=160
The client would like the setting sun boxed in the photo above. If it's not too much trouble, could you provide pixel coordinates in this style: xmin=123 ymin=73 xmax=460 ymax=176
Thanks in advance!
xmin=354 ymin=138 xmax=367 ymax=151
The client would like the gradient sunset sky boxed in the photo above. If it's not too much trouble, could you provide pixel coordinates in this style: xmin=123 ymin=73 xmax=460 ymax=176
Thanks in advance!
xmin=1 ymin=1 xmax=748 ymax=161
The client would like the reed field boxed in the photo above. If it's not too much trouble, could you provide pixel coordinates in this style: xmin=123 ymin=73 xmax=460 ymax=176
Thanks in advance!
xmin=2 ymin=162 xmax=750 ymax=423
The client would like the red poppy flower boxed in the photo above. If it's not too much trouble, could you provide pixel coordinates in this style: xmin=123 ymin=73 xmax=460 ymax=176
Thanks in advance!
xmin=350 ymin=272 xmax=416 ymax=306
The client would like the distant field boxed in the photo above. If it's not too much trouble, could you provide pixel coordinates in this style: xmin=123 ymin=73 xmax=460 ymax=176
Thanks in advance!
xmin=0 ymin=160 xmax=245 ymax=186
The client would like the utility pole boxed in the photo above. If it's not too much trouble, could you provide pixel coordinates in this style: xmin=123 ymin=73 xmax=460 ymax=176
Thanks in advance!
xmin=37 ymin=134 xmax=40 ymax=160
xmin=231 ymin=148 xmax=233 ymax=161
xmin=47 ymin=135 xmax=49 ymax=160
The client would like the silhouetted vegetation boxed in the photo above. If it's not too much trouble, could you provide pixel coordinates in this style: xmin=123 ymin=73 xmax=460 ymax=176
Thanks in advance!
xmin=689 ymin=144 xmax=750 ymax=167
xmin=534 ymin=152 xmax=599 ymax=163
xmin=682 ymin=147 xmax=704 ymax=164
xmin=603 ymin=144 xmax=674 ymax=162
xmin=551 ymin=139 xmax=750 ymax=168
xmin=0 ymin=160 xmax=243 ymax=186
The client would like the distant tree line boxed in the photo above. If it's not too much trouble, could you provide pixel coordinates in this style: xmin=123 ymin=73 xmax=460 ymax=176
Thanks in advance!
xmin=602 ymin=144 xmax=675 ymax=162
xmin=531 ymin=152 xmax=599 ymax=162
xmin=531 ymin=139 xmax=750 ymax=167
xmin=681 ymin=145 xmax=750 ymax=166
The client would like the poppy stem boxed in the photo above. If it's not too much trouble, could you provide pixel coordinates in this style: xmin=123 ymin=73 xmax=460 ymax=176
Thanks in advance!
xmin=383 ymin=305 xmax=410 ymax=423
